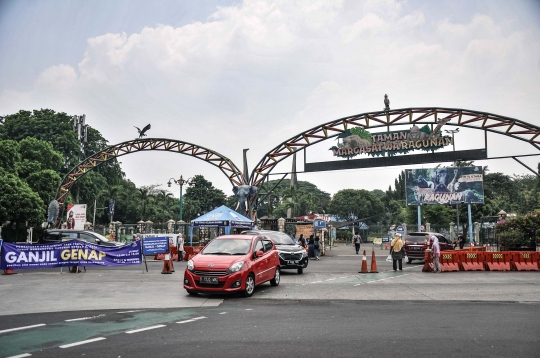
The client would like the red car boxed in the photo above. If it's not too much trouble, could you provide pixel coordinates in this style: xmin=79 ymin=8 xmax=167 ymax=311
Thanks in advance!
xmin=403 ymin=232 xmax=454 ymax=263
xmin=183 ymin=234 xmax=281 ymax=297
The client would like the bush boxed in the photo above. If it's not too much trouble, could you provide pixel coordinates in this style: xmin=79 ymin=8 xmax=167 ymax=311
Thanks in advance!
xmin=496 ymin=210 xmax=539 ymax=249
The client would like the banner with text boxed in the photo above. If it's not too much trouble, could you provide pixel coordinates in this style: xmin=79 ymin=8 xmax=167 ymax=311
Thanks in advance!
xmin=66 ymin=204 xmax=87 ymax=230
xmin=405 ymin=166 xmax=485 ymax=205
xmin=0 ymin=240 xmax=142 ymax=270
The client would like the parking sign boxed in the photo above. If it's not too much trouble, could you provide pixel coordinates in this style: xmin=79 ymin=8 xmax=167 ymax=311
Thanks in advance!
xmin=313 ymin=219 xmax=326 ymax=229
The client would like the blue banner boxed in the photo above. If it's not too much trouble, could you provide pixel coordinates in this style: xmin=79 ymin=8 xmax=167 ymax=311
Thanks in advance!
xmin=142 ymin=237 xmax=169 ymax=255
xmin=0 ymin=240 xmax=142 ymax=270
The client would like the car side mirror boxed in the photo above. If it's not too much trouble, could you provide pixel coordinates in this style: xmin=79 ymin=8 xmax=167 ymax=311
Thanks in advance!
xmin=95 ymin=238 xmax=101 ymax=243
xmin=255 ymin=250 xmax=264 ymax=258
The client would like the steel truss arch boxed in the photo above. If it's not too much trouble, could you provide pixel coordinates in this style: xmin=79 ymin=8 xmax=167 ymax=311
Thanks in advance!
xmin=55 ymin=138 xmax=245 ymax=209
xmin=250 ymin=107 xmax=540 ymax=187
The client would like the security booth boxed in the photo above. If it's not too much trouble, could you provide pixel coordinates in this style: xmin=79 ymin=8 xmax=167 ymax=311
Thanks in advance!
xmin=189 ymin=205 xmax=254 ymax=246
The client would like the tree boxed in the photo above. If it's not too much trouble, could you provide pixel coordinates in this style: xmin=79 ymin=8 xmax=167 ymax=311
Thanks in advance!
xmin=183 ymin=175 xmax=226 ymax=220
xmin=328 ymin=189 xmax=384 ymax=223
xmin=0 ymin=170 xmax=43 ymax=224
xmin=0 ymin=140 xmax=20 ymax=173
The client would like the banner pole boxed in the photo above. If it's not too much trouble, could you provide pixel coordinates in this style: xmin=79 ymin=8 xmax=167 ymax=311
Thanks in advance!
xmin=467 ymin=203 xmax=473 ymax=244
xmin=417 ymin=205 xmax=421 ymax=232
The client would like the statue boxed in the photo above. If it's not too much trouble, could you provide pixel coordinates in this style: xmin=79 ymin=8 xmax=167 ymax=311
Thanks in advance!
xmin=428 ymin=117 xmax=452 ymax=139
xmin=407 ymin=125 xmax=427 ymax=141
xmin=134 ymin=124 xmax=151 ymax=138
xmin=384 ymin=94 xmax=390 ymax=111
xmin=232 ymin=185 xmax=258 ymax=214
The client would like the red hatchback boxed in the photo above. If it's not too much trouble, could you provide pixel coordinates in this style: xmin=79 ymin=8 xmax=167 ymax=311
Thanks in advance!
xmin=403 ymin=232 xmax=454 ymax=263
xmin=184 ymin=235 xmax=281 ymax=297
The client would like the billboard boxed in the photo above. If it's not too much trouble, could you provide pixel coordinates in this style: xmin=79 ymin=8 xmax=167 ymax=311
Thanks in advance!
xmin=66 ymin=204 xmax=87 ymax=230
xmin=405 ymin=166 xmax=484 ymax=205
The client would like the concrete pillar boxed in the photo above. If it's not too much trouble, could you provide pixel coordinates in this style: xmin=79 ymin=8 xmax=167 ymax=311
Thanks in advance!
xmin=145 ymin=220 xmax=153 ymax=234
xmin=402 ymin=223 xmax=407 ymax=238
xmin=277 ymin=218 xmax=285 ymax=233
xmin=473 ymin=222 xmax=480 ymax=244
xmin=449 ymin=222 xmax=455 ymax=242
xmin=84 ymin=221 xmax=92 ymax=231
xmin=426 ymin=222 xmax=431 ymax=232
xmin=137 ymin=220 xmax=145 ymax=234
xmin=167 ymin=219 xmax=175 ymax=234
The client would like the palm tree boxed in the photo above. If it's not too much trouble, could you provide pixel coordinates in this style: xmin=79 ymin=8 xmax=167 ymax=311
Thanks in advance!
xmin=156 ymin=190 xmax=173 ymax=224
xmin=300 ymin=192 xmax=321 ymax=215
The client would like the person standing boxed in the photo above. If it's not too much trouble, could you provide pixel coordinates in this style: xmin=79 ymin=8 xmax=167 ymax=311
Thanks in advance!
xmin=307 ymin=235 xmax=315 ymax=259
xmin=177 ymin=233 xmax=184 ymax=261
xmin=298 ymin=234 xmax=306 ymax=249
xmin=314 ymin=236 xmax=321 ymax=260
xmin=352 ymin=232 xmax=361 ymax=254
xmin=390 ymin=233 xmax=404 ymax=271
xmin=457 ymin=232 xmax=465 ymax=249
xmin=431 ymin=235 xmax=441 ymax=273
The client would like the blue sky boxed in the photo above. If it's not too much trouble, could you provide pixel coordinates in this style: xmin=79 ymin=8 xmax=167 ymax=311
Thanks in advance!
xmin=1 ymin=0 xmax=539 ymax=197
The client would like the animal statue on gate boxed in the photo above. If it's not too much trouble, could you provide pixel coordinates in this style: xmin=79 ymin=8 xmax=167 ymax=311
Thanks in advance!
xmin=232 ymin=185 xmax=258 ymax=215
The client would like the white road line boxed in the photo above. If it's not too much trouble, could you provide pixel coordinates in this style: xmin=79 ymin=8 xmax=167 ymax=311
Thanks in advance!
xmin=245 ymin=309 xmax=253 ymax=311
xmin=59 ymin=337 xmax=106 ymax=348
xmin=311 ymin=281 xmax=322 ymax=284
xmin=325 ymin=278 xmax=336 ymax=281
xmin=177 ymin=316 xmax=207 ymax=324
xmin=353 ymin=283 xmax=362 ymax=286
xmin=5 ymin=353 xmax=32 ymax=358
xmin=117 ymin=310 xmax=143 ymax=314
xmin=219 ymin=312 xmax=227 ymax=315
xmin=338 ymin=276 xmax=348 ymax=279
xmin=367 ymin=273 xmax=411 ymax=283
xmin=0 ymin=324 xmax=46 ymax=334
xmin=125 ymin=325 xmax=166 ymax=334
xmin=65 ymin=314 xmax=105 ymax=322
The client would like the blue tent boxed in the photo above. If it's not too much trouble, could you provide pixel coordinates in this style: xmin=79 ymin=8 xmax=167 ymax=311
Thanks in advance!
xmin=189 ymin=205 xmax=254 ymax=245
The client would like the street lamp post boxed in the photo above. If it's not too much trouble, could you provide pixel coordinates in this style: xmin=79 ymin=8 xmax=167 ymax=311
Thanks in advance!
xmin=167 ymin=175 xmax=192 ymax=222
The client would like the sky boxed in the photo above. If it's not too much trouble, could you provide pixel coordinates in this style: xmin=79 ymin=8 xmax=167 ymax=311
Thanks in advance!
xmin=1 ymin=0 xmax=540 ymax=200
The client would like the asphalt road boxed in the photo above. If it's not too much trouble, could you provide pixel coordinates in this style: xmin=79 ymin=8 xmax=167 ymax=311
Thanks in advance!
xmin=1 ymin=299 xmax=539 ymax=358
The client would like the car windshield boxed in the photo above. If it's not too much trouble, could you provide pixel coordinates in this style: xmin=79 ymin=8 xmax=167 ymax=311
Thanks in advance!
xmin=267 ymin=234 xmax=295 ymax=245
xmin=406 ymin=235 xmax=428 ymax=243
xmin=202 ymin=239 xmax=252 ymax=255
xmin=92 ymin=232 xmax=110 ymax=242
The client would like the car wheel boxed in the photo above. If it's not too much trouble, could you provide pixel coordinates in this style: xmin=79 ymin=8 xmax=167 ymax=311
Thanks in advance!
xmin=270 ymin=267 xmax=280 ymax=286
xmin=187 ymin=290 xmax=198 ymax=296
xmin=242 ymin=274 xmax=255 ymax=297
xmin=303 ymin=258 xmax=309 ymax=268
xmin=297 ymin=267 xmax=304 ymax=274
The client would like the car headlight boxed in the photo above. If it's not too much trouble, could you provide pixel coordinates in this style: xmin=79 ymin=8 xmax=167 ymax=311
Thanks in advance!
xmin=228 ymin=261 xmax=244 ymax=273
xmin=187 ymin=260 xmax=194 ymax=271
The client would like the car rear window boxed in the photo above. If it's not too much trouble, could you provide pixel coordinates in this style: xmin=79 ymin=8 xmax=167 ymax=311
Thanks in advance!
xmin=406 ymin=235 xmax=429 ymax=243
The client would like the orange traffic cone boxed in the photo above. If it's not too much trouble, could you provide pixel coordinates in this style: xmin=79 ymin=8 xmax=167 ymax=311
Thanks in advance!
xmin=359 ymin=250 xmax=369 ymax=274
xmin=161 ymin=253 xmax=173 ymax=274
xmin=369 ymin=250 xmax=378 ymax=273
xmin=422 ymin=250 xmax=433 ymax=272
xmin=2 ymin=269 xmax=16 ymax=275
xmin=385 ymin=243 xmax=389 ymax=250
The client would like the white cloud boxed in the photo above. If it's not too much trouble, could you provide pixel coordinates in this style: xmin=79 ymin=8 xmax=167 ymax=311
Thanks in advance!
xmin=1 ymin=0 xmax=539 ymax=196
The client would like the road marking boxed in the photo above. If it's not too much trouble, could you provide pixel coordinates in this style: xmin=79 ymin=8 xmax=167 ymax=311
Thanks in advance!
xmin=219 ymin=312 xmax=227 ymax=315
xmin=353 ymin=283 xmax=362 ymax=286
xmin=367 ymin=273 xmax=411 ymax=283
xmin=325 ymin=278 xmax=336 ymax=281
xmin=125 ymin=325 xmax=166 ymax=334
xmin=59 ymin=337 xmax=106 ymax=348
xmin=117 ymin=310 xmax=143 ymax=313
xmin=177 ymin=316 xmax=207 ymax=324
xmin=338 ymin=276 xmax=348 ymax=279
xmin=0 ymin=324 xmax=46 ymax=334
xmin=65 ymin=314 xmax=105 ymax=322
xmin=311 ymin=281 xmax=322 ymax=284
xmin=5 ymin=354 xmax=32 ymax=358
xmin=245 ymin=309 xmax=253 ymax=311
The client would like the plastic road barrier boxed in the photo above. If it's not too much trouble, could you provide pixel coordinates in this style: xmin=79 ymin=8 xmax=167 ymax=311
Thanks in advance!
xmin=422 ymin=250 xmax=433 ymax=272
xmin=484 ymin=252 xmax=511 ymax=271
xmin=439 ymin=251 xmax=460 ymax=272
xmin=459 ymin=252 xmax=485 ymax=271
xmin=511 ymin=252 xmax=539 ymax=271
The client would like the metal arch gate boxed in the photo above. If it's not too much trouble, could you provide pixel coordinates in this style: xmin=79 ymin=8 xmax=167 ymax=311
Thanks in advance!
xmin=54 ymin=138 xmax=245 ymax=224
xmin=249 ymin=107 xmax=540 ymax=187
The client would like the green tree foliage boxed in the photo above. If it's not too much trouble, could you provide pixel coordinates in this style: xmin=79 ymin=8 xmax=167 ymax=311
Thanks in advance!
xmin=328 ymin=189 xmax=384 ymax=223
xmin=0 ymin=140 xmax=20 ymax=172
xmin=183 ymin=175 xmax=226 ymax=220
xmin=0 ymin=169 xmax=43 ymax=224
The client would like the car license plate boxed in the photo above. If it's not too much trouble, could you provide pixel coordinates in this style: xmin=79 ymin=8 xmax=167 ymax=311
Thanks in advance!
xmin=200 ymin=277 xmax=219 ymax=285
xmin=411 ymin=247 xmax=421 ymax=250
xmin=287 ymin=260 xmax=299 ymax=264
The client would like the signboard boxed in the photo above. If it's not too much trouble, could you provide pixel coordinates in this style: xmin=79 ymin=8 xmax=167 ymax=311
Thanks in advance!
xmin=372 ymin=238 xmax=382 ymax=245
xmin=405 ymin=166 xmax=485 ymax=205
xmin=381 ymin=236 xmax=391 ymax=242
xmin=330 ymin=125 xmax=452 ymax=159
xmin=313 ymin=219 xmax=326 ymax=229
xmin=0 ymin=240 xmax=142 ymax=270
xmin=108 ymin=200 xmax=115 ymax=216
xmin=142 ymin=237 xmax=169 ymax=255
xmin=396 ymin=226 xmax=404 ymax=234
xmin=66 ymin=204 xmax=87 ymax=230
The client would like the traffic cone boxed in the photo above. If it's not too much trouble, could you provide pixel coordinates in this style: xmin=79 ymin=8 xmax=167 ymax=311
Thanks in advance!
xmin=2 ymin=269 xmax=16 ymax=275
xmin=369 ymin=250 xmax=378 ymax=273
xmin=358 ymin=250 xmax=369 ymax=273
xmin=161 ymin=253 xmax=173 ymax=274
xmin=422 ymin=250 xmax=433 ymax=272
xmin=385 ymin=243 xmax=389 ymax=250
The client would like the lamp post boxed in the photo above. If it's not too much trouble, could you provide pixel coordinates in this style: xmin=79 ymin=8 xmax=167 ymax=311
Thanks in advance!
xmin=444 ymin=128 xmax=459 ymax=151
xmin=167 ymin=175 xmax=192 ymax=222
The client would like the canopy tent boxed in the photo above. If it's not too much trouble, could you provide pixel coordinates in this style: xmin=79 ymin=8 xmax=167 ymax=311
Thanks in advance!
xmin=189 ymin=205 xmax=254 ymax=245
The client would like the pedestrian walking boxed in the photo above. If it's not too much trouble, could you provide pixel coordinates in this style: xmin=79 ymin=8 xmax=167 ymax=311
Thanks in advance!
xmin=431 ymin=235 xmax=441 ymax=273
xmin=314 ymin=236 xmax=321 ymax=260
xmin=307 ymin=235 xmax=315 ymax=259
xmin=390 ymin=233 xmax=404 ymax=271
xmin=352 ymin=232 xmax=361 ymax=254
